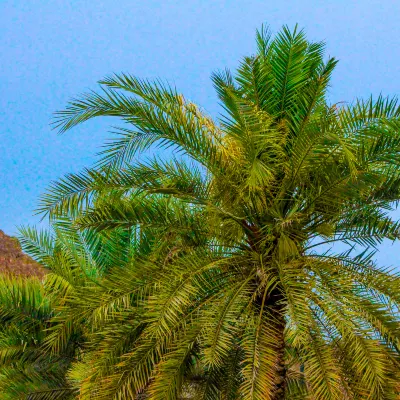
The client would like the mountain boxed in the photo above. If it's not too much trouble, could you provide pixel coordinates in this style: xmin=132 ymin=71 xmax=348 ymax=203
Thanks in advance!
xmin=0 ymin=230 xmax=44 ymax=277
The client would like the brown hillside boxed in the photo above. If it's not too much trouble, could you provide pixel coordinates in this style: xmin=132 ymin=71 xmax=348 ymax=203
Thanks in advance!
xmin=0 ymin=230 xmax=45 ymax=278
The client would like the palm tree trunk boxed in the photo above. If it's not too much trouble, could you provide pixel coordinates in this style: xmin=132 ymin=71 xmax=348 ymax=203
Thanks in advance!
xmin=271 ymin=322 xmax=286 ymax=400
xmin=263 ymin=287 xmax=287 ymax=400
xmin=254 ymin=286 xmax=287 ymax=399
xmin=252 ymin=272 xmax=287 ymax=396
xmin=248 ymin=229 xmax=287 ymax=399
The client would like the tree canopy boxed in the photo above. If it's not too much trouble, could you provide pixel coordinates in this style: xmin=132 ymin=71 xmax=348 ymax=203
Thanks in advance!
xmin=1 ymin=25 xmax=400 ymax=400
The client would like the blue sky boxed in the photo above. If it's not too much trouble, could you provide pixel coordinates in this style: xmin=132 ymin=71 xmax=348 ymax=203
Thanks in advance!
xmin=0 ymin=0 xmax=399 ymax=264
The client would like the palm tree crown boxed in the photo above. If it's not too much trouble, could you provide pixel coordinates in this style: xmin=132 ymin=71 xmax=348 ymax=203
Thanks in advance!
xmin=5 ymin=25 xmax=400 ymax=399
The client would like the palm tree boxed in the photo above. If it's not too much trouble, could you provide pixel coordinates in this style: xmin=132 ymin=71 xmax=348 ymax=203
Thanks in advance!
xmin=33 ymin=25 xmax=400 ymax=399
xmin=0 ymin=273 xmax=76 ymax=400
xmin=0 ymin=221 xmax=130 ymax=400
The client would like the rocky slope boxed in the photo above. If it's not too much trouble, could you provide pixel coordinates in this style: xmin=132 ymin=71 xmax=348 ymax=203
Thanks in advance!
xmin=0 ymin=230 xmax=44 ymax=277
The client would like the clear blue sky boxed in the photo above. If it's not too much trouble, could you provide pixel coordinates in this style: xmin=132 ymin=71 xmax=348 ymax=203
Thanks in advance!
xmin=1 ymin=1 xmax=399 ymax=265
